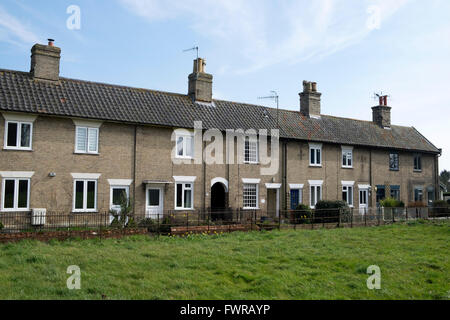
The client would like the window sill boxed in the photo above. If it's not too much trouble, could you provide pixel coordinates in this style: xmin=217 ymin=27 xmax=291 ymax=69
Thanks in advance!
xmin=74 ymin=152 xmax=100 ymax=156
xmin=309 ymin=164 xmax=322 ymax=168
xmin=342 ymin=166 xmax=353 ymax=169
xmin=174 ymin=208 xmax=195 ymax=211
xmin=1 ymin=208 xmax=30 ymax=212
xmin=243 ymin=207 xmax=259 ymax=210
xmin=413 ymin=170 xmax=422 ymax=173
xmin=389 ymin=169 xmax=399 ymax=172
xmin=3 ymin=147 xmax=33 ymax=152
xmin=72 ymin=211 xmax=98 ymax=214
xmin=243 ymin=162 xmax=260 ymax=165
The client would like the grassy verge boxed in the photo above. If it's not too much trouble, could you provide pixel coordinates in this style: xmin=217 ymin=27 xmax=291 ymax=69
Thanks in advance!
xmin=0 ymin=220 xmax=448 ymax=300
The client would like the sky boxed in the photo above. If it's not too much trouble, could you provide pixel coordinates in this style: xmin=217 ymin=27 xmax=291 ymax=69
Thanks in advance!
xmin=0 ymin=0 xmax=449 ymax=171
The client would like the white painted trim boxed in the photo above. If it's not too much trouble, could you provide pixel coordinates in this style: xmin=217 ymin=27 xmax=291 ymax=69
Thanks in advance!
xmin=341 ymin=145 xmax=354 ymax=151
xmin=358 ymin=184 xmax=371 ymax=189
xmin=1 ymin=112 xmax=37 ymax=122
xmin=108 ymin=179 xmax=133 ymax=186
xmin=146 ymin=185 xmax=164 ymax=218
xmin=71 ymin=173 xmax=101 ymax=180
xmin=308 ymin=180 xmax=323 ymax=186
xmin=289 ymin=184 xmax=304 ymax=189
xmin=265 ymin=183 xmax=281 ymax=189
xmin=72 ymin=179 xmax=98 ymax=213
xmin=341 ymin=181 xmax=355 ymax=186
xmin=173 ymin=176 xmax=196 ymax=183
xmin=308 ymin=142 xmax=323 ymax=148
xmin=4 ymin=120 xmax=34 ymax=151
xmin=0 ymin=171 xmax=34 ymax=178
xmin=110 ymin=185 xmax=130 ymax=212
xmin=1 ymin=178 xmax=31 ymax=212
xmin=72 ymin=118 xmax=103 ymax=128
xmin=242 ymin=178 xmax=261 ymax=184
xmin=211 ymin=177 xmax=228 ymax=192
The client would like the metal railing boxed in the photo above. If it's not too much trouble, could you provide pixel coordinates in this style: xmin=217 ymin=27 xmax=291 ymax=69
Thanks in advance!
xmin=0 ymin=206 xmax=448 ymax=236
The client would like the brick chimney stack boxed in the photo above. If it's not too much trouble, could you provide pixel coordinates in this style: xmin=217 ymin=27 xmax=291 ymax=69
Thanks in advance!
xmin=30 ymin=39 xmax=61 ymax=82
xmin=372 ymin=95 xmax=391 ymax=128
xmin=188 ymin=58 xmax=213 ymax=103
xmin=300 ymin=81 xmax=321 ymax=117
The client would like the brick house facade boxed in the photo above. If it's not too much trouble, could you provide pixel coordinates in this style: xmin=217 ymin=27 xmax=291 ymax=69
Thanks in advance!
xmin=0 ymin=41 xmax=441 ymax=223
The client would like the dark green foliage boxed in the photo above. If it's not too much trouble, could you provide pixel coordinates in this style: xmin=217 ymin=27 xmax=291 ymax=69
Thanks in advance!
xmin=109 ymin=195 xmax=134 ymax=229
xmin=0 ymin=221 xmax=3 ymax=231
xmin=430 ymin=200 xmax=450 ymax=217
xmin=137 ymin=217 xmax=171 ymax=233
xmin=380 ymin=197 xmax=404 ymax=208
xmin=291 ymin=204 xmax=312 ymax=224
xmin=314 ymin=200 xmax=350 ymax=223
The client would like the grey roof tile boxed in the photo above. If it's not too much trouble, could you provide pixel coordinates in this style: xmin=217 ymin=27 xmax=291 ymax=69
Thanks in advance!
xmin=0 ymin=69 xmax=440 ymax=153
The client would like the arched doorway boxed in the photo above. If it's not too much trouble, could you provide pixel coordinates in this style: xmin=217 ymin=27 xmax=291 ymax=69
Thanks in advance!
xmin=211 ymin=182 xmax=227 ymax=221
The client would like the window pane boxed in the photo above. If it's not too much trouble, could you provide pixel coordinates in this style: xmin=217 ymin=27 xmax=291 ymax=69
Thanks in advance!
xmin=348 ymin=187 xmax=353 ymax=205
xmin=76 ymin=127 xmax=87 ymax=152
xmin=310 ymin=149 xmax=315 ymax=164
xmin=317 ymin=186 xmax=321 ymax=201
xmin=148 ymin=189 xmax=160 ymax=206
xmin=4 ymin=179 xmax=15 ymax=209
xmin=310 ymin=186 xmax=315 ymax=207
xmin=18 ymin=180 xmax=28 ymax=208
xmin=317 ymin=149 xmax=321 ymax=164
xmin=186 ymin=136 xmax=194 ymax=157
xmin=20 ymin=123 xmax=31 ymax=148
xmin=184 ymin=189 xmax=192 ymax=208
xmin=7 ymin=122 xmax=18 ymax=147
xmin=75 ymin=181 xmax=84 ymax=209
xmin=177 ymin=137 xmax=184 ymax=156
xmin=243 ymin=184 xmax=257 ymax=208
xmin=86 ymin=181 xmax=96 ymax=209
xmin=342 ymin=154 xmax=346 ymax=166
xmin=113 ymin=188 xmax=127 ymax=206
xmin=176 ymin=184 xmax=183 ymax=207
xmin=88 ymin=128 xmax=98 ymax=152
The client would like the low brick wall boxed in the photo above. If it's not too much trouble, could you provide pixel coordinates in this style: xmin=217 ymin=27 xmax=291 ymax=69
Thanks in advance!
xmin=170 ymin=224 xmax=256 ymax=235
xmin=0 ymin=228 xmax=148 ymax=243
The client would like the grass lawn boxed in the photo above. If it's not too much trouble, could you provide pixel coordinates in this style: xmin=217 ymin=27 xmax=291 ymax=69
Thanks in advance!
xmin=0 ymin=220 xmax=448 ymax=300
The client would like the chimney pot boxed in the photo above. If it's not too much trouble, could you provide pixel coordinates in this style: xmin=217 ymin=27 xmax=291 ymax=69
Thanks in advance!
xmin=48 ymin=38 xmax=55 ymax=46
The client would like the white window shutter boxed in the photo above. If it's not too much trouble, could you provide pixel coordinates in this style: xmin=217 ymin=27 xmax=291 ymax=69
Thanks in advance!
xmin=88 ymin=128 xmax=98 ymax=153
xmin=76 ymin=127 xmax=87 ymax=152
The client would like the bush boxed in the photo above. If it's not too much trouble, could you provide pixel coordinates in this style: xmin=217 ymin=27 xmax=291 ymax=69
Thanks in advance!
xmin=430 ymin=200 xmax=450 ymax=217
xmin=408 ymin=201 xmax=427 ymax=208
xmin=291 ymin=204 xmax=312 ymax=224
xmin=380 ymin=197 xmax=404 ymax=208
xmin=138 ymin=217 xmax=171 ymax=233
xmin=0 ymin=221 xmax=3 ymax=231
xmin=447 ymin=199 xmax=450 ymax=205
xmin=314 ymin=200 xmax=350 ymax=223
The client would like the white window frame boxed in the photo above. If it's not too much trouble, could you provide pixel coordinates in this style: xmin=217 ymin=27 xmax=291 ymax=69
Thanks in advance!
xmin=75 ymin=126 xmax=99 ymax=154
xmin=1 ymin=178 xmax=31 ymax=212
xmin=309 ymin=180 xmax=323 ymax=209
xmin=73 ymin=179 xmax=98 ymax=213
xmin=4 ymin=121 xmax=33 ymax=151
xmin=309 ymin=143 xmax=322 ymax=167
xmin=341 ymin=146 xmax=353 ymax=168
xmin=175 ymin=182 xmax=194 ymax=210
xmin=342 ymin=184 xmax=354 ymax=207
xmin=243 ymin=183 xmax=259 ymax=209
xmin=175 ymin=132 xmax=194 ymax=159
xmin=413 ymin=154 xmax=422 ymax=172
xmin=110 ymin=185 xmax=130 ymax=211
xmin=244 ymin=136 xmax=259 ymax=164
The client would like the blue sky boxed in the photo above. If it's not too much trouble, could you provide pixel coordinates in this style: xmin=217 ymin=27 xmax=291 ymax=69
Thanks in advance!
xmin=0 ymin=0 xmax=449 ymax=171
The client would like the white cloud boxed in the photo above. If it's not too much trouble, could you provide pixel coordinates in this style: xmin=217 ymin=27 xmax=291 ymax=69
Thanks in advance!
xmin=119 ymin=0 xmax=410 ymax=74
xmin=0 ymin=5 xmax=40 ymax=45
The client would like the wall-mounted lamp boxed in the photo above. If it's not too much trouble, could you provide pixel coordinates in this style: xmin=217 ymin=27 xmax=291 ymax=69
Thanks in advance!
xmin=49 ymin=172 xmax=56 ymax=177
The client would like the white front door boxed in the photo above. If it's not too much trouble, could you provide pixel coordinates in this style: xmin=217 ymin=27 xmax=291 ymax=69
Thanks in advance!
xmin=146 ymin=186 xmax=164 ymax=219
xmin=359 ymin=189 xmax=368 ymax=214
xmin=110 ymin=186 xmax=130 ymax=223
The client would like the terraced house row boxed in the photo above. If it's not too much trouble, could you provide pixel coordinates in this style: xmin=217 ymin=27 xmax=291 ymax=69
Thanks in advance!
xmin=0 ymin=41 xmax=441 ymax=221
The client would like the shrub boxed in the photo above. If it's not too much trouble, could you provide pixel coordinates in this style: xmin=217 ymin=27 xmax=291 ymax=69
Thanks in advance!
xmin=291 ymin=204 xmax=312 ymax=224
xmin=447 ymin=199 xmax=450 ymax=205
xmin=408 ymin=201 xmax=427 ymax=208
xmin=126 ymin=218 xmax=137 ymax=228
xmin=0 ymin=221 xmax=3 ymax=231
xmin=430 ymin=200 xmax=450 ymax=217
xmin=380 ymin=197 xmax=404 ymax=208
xmin=314 ymin=200 xmax=350 ymax=223
xmin=137 ymin=217 xmax=171 ymax=233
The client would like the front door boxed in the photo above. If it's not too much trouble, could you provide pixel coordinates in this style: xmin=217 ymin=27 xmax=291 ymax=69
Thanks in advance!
xmin=359 ymin=189 xmax=368 ymax=215
xmin=146 ymin=186 xmax=163 ymax=219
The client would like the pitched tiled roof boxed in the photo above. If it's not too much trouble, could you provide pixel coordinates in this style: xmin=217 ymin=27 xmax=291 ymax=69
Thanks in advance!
xmin=0 ymin=69 xmax=440 ymax=153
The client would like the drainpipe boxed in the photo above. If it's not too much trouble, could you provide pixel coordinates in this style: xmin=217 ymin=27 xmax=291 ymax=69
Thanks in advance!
xmin=282 ymin=141 xmax=287 ymax=210
xmin=369 ymin=149 xmax=373 ymax=207
xmin=133 ymin=125 xmax=137 ymax=215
